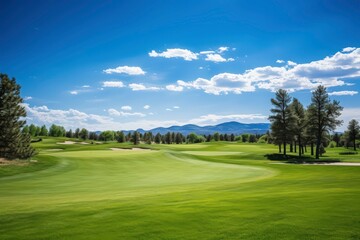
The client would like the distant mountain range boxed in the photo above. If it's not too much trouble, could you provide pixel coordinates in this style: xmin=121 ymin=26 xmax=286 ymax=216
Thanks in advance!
xmin=123 ymin=121 xmax=270 ymax=135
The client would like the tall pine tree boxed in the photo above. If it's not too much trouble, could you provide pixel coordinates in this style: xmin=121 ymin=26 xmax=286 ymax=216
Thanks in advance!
xmin=307 ymin=85 xmax=343 ymax=159
xmin=0 ymin=73 xmax=34 ymax=159
xmin=268 ymin=89 xmax=295 ymax=156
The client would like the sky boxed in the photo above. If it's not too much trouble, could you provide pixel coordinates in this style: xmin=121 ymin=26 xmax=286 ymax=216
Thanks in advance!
xmin=0 ymin=0 xmax=359 ymax=131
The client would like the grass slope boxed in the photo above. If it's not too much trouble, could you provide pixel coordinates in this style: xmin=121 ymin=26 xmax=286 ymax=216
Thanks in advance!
xmin=0 ymin=138 xmax=359 ymax=239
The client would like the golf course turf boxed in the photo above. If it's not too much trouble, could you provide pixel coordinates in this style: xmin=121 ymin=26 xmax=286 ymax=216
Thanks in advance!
xmin=0 ymin=138 xmax=359 ymax=239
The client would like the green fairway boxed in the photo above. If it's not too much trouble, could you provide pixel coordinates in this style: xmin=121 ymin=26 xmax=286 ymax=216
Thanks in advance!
xmin=1 ymin=139 xmax=359 ymax=239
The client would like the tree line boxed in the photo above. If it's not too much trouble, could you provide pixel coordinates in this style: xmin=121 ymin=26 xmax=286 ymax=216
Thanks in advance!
xmin=22 ymin=123 xmax=266 ymax=145
xmin=268 ymin=85 xmax=360 ymax=159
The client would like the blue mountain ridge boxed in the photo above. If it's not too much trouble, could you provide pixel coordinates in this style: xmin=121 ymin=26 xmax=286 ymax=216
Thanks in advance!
xmin=123 ymin=121 xmax=270 ymax=135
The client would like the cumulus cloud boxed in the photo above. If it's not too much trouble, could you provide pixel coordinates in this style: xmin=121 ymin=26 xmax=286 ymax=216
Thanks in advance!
xmin=173 ymin=106 xmax=180 ymax=109
xmin=205 ymin=54 xmax=227 ymax=62
xmin=107 ymin=108 xmax=145 ymax=117
xmin=102 ymin=81 xmax=125 ymax=88
xmin=70 ymin=91 xmax=78 ymax=95
xmin=166 ymin=84 xmax=184 ymax=92
xmin=149 ymin=48 xmax=198 ymax=61
xmin=143 ymin=105 xmax=150 ymax=109
xmin=23 ymin=103 xmax=115 ymax=131
xmin=200 ymin=50 xmax=216 ymax=55
xmin=165 ymin=108 xmax=173 ymax=111
xmin=276 ymin=60 xmax=285 ymax=63
xmin=177 ymin=73 xmax=255 ymax=95
xmin=121 ymin=105 xmax=132 ymax=111
xmin=342 ymin=47 xmax=356 ymax=53
xmin=287 ymin=60 xmax=297 ymax=66
xmin=82 ymin=85 xmax=90 ymax=88
xmin=129 ymin=83 xmax=161 ymax=91
xmin=218 ymin=46 xmax=229 ymax=53
xmin=328 ymin=91 xmax=358 ymax=96
xmin=24 ymin=96 xmax=33 ymax=100
xmin=23 ymin=103 xmax=270 ymax=131
xmin=171 ymin=48 xmax=360 ymax=94
xmin=103 ymin=66 xmax=146 ymax=75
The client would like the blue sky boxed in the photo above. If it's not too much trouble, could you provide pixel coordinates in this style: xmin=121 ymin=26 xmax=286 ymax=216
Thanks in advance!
xmin=0 ymin=0 xmax=359 ymax=131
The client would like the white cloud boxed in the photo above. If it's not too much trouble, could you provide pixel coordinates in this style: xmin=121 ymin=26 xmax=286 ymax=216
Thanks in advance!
xmin=121 ymin=105 xmax=132 ymax=111
xmin=129 ymin=83 xmax=161 ymax=91
xmin=143 ymin=105 xmax=150 ymax=109
xmin=173 ymin=106 xmax=180 ymax=109
xmin=205 ymin=54 xmax=227 ymax=62
xmin=24 ymin=96 xmax=33 ymax=100
xmin=107 ymin=108 xmax=145 ymax=117
xmin=23 ymin=103 xmax=269 ymax=131
xmin=102 ymin=81 xmax=125 ymax=88
xmin=205 ymin=54 xmax=234 ymax=63
xmin=165 ymin=108 xmax=173 ymax=111
xmin=149 ymin=48 xmax=198 ymax=61
xmin=173 ymin=48 xmax=360 ymax=94
xmin=70 ymin=91 xmax=78 ymax=95
xmin=166 ymin=84 xmax=184 ymax=92
xmin=177 ymin=73 xmax=255 ymax=95
xmin=342 ymin=47 xmax=356 ymax=53
xmin=287 ymin=60 xmax=297 ymax=66
xmin=200 ymin=50 xmax=215 ymax=55
xmin=82 ymin=85 xmax=90 ymax=88
xmin=218 ymin=46 xmax=229 ymax=53
xmin=328 ymin=91 xmax=358 ymax=96
xmin=276 ymin=59 xmax=285 ymax=63
xmin=103 ymin=66 xmax=146 ymax=75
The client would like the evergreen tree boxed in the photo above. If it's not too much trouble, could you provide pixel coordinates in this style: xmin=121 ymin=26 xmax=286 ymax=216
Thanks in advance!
xmin=307 ymin=86 xmax=343 ymax=159
xmin=346 ymin=119 xmax=360 ymax=151
xmin=132 ymin=131 xmax=140 ymax=145
xmin=290 ymin=98 xmax=306 ymax=157
xmin=29 ymin=124 xmax=37 ymax=137
xmin=74 ymin=128 xmax=80 ymax=138
xmin=213 ymin=132 xmax=220 ymax=141
xmin=0 ymin=73 xmax=34 ymax=159
xmin=115 ymin=131 xmax=126 ymax=143
xmin=154 ymin=133 xmax=162 ymax=144
xmin=79 ymin=128 xmax=89 ymax=140
xmin=39 ymin=125 xmax=48 ymax=136
xmin=268 ymin=89 xmax=295 ymax=156
xmin=332 ymin=133 xmax=341 ymax=147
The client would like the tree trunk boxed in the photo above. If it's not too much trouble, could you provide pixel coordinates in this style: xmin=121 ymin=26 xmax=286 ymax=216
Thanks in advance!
xmin=294 ymin=142 xmax=297 ymax=153
xmin=298 ymin=139 xmax=302 ymax=157
xmin=283 ymin=142 xmax=287 ymax=156
xmin=354 ymin=138 xmax=356 ymax=151
xmin=279 ymin=144 xmax=281 ymax=153
xmin=315 ymin=137 xmax=321 ymax=159
xmin=311 ymin=143 xmax=314 ymax=155
xmin=290 ymin=143 xmax=293 ymax=152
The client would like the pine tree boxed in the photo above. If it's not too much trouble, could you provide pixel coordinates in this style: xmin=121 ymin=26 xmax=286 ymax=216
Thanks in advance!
xmin=290 ymin=98 xmax=306 ymax=157
xmin=346 ymin=119 xmax=360 ymax=151
xmin=0 ymin=73 xmax=35 ymax=159
xmin=307 ymin=86 xmax=343 ymax=159
xmin=268 ymin=89 xmax=295 ymax=156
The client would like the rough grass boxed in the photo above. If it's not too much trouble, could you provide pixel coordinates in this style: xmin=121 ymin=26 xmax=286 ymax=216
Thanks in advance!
xmin=0 ymin=138 xmax=359 ymax=239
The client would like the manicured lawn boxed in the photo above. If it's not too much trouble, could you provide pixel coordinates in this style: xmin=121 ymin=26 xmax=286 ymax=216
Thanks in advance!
xmin=0 ymin=139 xmax=359 ymax=239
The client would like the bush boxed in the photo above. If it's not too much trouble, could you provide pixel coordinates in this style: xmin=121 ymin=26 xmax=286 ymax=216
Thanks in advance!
xmin=328 ymin=141 xmax=336 ymax=148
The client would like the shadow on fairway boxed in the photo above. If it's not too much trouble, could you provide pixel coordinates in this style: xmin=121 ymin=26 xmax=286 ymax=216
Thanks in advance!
xmin=265 ymin=153 xmax=340 ymax=164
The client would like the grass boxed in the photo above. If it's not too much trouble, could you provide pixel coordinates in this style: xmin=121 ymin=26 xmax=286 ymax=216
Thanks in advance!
xmin=0 ymin=138 xmax=359 ymax=239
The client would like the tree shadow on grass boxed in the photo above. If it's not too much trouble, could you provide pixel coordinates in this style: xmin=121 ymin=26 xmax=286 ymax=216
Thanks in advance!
xmin=264 ymin=153 xmax=340 ymax=164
